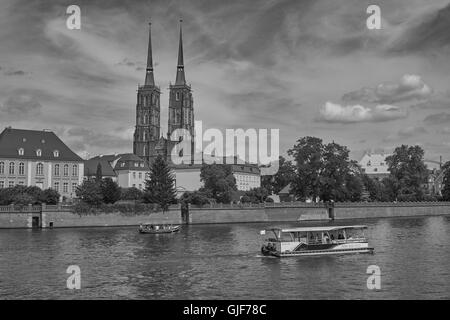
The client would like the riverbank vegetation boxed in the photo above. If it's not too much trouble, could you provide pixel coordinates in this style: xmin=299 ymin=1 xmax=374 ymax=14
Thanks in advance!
xmin=0 ymin=185 xmax=60 ymax=206
xmin=261 ymin=137 xmax=439 ymax=202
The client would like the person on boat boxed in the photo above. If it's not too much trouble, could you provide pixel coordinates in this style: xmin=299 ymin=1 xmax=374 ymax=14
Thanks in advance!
xmin=323 ymin=233 xmax=330 ymax=243
xmin=338 ymin=233 xmax=344 ymax=240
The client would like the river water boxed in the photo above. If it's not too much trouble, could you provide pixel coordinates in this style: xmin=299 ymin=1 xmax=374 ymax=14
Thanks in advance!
xmin=0 ymin=216 xmax=449 ymax=299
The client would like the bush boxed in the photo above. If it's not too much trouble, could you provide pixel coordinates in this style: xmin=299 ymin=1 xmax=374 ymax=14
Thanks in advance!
xmin=397 ymin=194 xmax=419 ymax=202
xmin=121 ymin=187 xmax=143 ymax=201
xmin=39 ymin=189 xmax=61 ymax=205
xmin=75 ymin=179 xmax=103 ymax=205
xmin=101 ymin=178 xmax=121 ymax=204
xmin=72 ymin=202 xmax=162 ymax=215
xmin=0 ymin=186 xmax=60 ymax=205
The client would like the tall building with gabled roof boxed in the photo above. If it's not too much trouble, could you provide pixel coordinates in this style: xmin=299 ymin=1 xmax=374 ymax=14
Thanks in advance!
xmin=168 ymin=20 xmax=194 ymax=138
xmin=133 ymin=22 xmax=161 ymax=165
xmin=0 ymin=127 xmax=84 ymax=198
xmin=133 ymin=20 xmax=195 ymax=166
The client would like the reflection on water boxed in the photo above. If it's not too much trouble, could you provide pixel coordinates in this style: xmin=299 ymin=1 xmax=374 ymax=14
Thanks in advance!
xmin=0 ymin=216 xmax=449 ymax=299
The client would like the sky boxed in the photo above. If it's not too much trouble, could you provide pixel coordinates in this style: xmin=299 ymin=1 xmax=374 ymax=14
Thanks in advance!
xmin=1 ymin=0 xmax=450 ymax=165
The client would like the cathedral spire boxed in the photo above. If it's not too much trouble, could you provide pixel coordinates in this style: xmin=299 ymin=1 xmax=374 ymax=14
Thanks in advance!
xmin=144 ymin=21 xmax=155 ymax=86
xmin=175 ymin=19 xmax=186 ymax=86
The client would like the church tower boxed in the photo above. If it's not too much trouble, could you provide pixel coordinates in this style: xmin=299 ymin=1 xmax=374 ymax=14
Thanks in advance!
xmin=168 ymin=20 xmax=194 ymax=139
xmin=133 ymin=22 xmax=161 ymax=164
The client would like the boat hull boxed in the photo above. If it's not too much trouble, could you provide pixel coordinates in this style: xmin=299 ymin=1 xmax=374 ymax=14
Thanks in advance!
xmin=262 ymin=242 xmax=374 ymax=257
xmin=272 ymin=247 xmax=374 ymax=257
xmin=138 ymin=226 xmax=181 ymax=234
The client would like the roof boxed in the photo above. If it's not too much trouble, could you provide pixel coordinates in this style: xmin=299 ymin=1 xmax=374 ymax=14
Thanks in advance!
xmin=264 ymin=225 xmax=368 ymax=233
xmin=359 ymin=153 xmax=391 ymax=174
xmin=84 ymin=153 xmax=149 ymax=177
xmin=0 ymin=127 xmax=82 ymax=162
xmin=279 ymin=183 xmax=292 ymax=195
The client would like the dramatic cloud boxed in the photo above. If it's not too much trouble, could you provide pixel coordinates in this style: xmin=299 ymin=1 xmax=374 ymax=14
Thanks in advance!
xmin=0 ymin=92 xmax=42 ymax=117
xmin=398 ymin=126 xmax=427 ymax=138
xmin=387 ymin=3 xmax=450 ymax=55
xmin=411 ymin=91 xmax=450 ymax=109
xmin=1 ymin=0 xmax=450 ymax=160
xmin=342 ymin=74 xmax=432 ymax=104
xmin=424 ymin=112 xmax=450 ymax=125
xmin=65 ymin=127 xmax=133 ymax=155
xmin=3 ymin=69 xmax=27 ymax=76
xmin=318 ymin=102 xmax=407 ymax=123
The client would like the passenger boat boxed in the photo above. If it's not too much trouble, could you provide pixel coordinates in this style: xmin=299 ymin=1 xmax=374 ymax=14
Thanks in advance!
xmin=138 ymin=223 xmax=181 ymax=234
xmin=260 ymin=225 xmax=374 ymax=257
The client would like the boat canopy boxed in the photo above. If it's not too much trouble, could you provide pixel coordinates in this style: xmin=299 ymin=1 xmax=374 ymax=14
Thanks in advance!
xmin=262 ymin=225 xmax=368 ymax=233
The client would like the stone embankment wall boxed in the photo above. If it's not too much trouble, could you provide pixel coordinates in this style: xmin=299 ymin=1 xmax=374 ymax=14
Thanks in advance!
xmin=1 ymin=202 xmax=450 ymax=229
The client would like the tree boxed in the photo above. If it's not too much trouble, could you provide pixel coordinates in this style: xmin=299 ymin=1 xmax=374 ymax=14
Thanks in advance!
xmin=242 ymin=187 xmax=270 ymax=203
xmin=200 ymin=163 xmax=237 ymax=203
xmin=288 ymin=137 xmax=361 ymax=202
xmin=39 ymin=188 xmax=61 ymax=205
xmin=76 ymin=179 xmax=103 ymax=205
xmin=288 ymin=136 xmax=323 ymax=201
xmin=441 ymin=161 xmax=450 ymax=200
xmin=96 ymin=163 xmax=103 ymax=181
xmin=319 ymin=142 xmax=353 ymax=201
xmin=101 ymin=178 xmax=121 ymax=204
xmin=180 ymin=190 xmax=211 ymax=206
xmin=362 ymin=175 xmax=385 ymax=201
xmin=385 ymin=145 xmax=428 ymax=201
xmin=121 ymin=187 xmax=143 ymax=201
xmin=261 ymin=156 xmax=295 ymax=194
xmin=143 ymin=155 xmax=177 ymax=213
xmin=382 ymin=176 xmax=401 ymax=201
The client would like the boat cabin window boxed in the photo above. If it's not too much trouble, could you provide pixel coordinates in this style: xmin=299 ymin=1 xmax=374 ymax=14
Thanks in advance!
xmin=280 ymin=232 xmax=295 ymax=242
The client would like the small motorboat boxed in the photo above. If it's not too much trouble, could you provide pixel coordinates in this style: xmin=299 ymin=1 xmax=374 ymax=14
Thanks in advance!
xmin=260 ymin=225 xmax=374 ymax=257
xmin=138 ymin=223 xmax=181 ymax=234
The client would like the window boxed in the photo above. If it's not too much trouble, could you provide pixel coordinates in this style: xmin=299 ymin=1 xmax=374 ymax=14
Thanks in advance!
xmin=18 ymin=163 xmax=25 ymax=175
xmin=176 ymin=92 xmax=180 ymax=101
xmin=72 ymin=183 xmax=78 ymax=192
xmin=36 ymin=149 xmax=42 ymax=157
xmin=374 ymin=168 xmax=378 ymax=172
xmin=0 ymin=162 xmax=4 ymax=175
xmin=133 ymin=172 xmax=136 ymax=179
xmin=9 ymin=162 xmax=15 ymax=175
xmin=139 ymin=172 xmax=142 ymax=179
xmin=367 ymin=161 xmax=371 ymax=166
xmin=9 ymin=181 xmax=14 ymax=188
xmin=63 ymin=164 xmax=69 ymax=177
xmin=54 ymin=182 xmax=60 ymax=192
xmin=133 ymin=184 xmax=136 ymax=188
xmin=36 ymin=163 xmax=44 ymax=176
xmin=0 ymin=181 xmax=4 ymax=188
xmin=72 ymin=164 xmax=78 ymax=176
xmin=18 ymin=148 xmax=24 ymax=156
xmin=18 ymin=181 xmax=24 ymax=186
xmin=63 ymin=183 xmax=68 ymax=193
xmin=54 ymin=164 xmax=60 ymax=176
xmin=54 ymin=150 xmax=59 ymax=157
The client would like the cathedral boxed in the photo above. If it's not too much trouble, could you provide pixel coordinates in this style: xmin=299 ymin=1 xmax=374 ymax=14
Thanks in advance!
xmin=133 ymin=21 xmax=194 ymax=165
